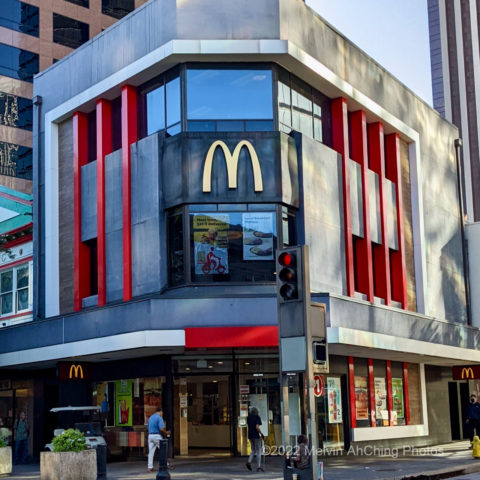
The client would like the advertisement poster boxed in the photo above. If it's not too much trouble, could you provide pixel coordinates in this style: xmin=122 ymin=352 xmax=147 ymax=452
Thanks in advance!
xmin=242 ymin=213 xmax=273 ymax=260
xmin=115 ymin=380 xmax=132 ymax=427
xmin=374 ymin=377 xmax=388 ymax=425
xmin=354 ymin=376 xmax=368 ymax=420
xmin=327 ymin=377 xmax=342 ymax=423
xmin=144 ymin=377 xmax=163 ymax=424
xmin=392 ymin=378 xmax=404 ymax=419
xmin=193 ymin=214 xmax=229 ymax=275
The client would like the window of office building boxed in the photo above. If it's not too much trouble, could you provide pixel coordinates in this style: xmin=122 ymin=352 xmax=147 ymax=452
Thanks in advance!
xmin=0 ymin=264 xmax=30 ymax=316
xmin=53 ymin=13 xmax=89 ymax=49
xmin=0 ymin=0 xmax=39 ymax=37
xmin=187 ymin=67 xmax=273 ymax=132
xmin=102 ymin=0 xmax=135 ymax=19
xmin=65 ymin=0 xmax=89 ymax=7
xmin=0 ymin=141 xmax=32 ymax=179
xmin=0 ymin=43 xmax=38 ymax=83
xmin=0 ymin=92 xmax=32 ymax=131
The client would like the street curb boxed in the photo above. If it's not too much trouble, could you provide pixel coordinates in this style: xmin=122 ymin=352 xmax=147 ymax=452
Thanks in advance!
xmin=397 ymin=460 xmax=480 ymax=479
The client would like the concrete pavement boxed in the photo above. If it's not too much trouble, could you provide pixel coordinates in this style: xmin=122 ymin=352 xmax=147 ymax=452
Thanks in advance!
xmin=7 ymin=441 xmax=480 ymax=480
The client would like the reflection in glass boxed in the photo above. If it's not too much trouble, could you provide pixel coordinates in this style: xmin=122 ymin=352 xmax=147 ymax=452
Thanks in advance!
xmin=1 ymin=271 xmax=12 ymax=293
xmin=0 ymin=92 xmax=33 ymax=131
xmin=0 ymin=141 xmax=32 ymax=179
xmin=0 ymin=43 xmax=39 ymax=83
xmin=166 ymin=77 xmax=181 ymax=128
xmin=102 ymin=0 xmax=135 ymax=19
xmin=17 ymin=288 xmax=28 ymax=311
xmin=1 ymin=293 xmax=12 ymax=315
xmin=146 ymin=85 xmax=165 ymax=135
xmin=168 ymin=212 xmax=184 ymax=286
xmin=187 ymin=69 xmax=273 ymax=121
xmin=16 ymin=267 xmax=28 ymax=289
xmin=53 ymin=13 xmax=89 ymax=49
xmin=0 ymin=0 xmax=39 ymax=37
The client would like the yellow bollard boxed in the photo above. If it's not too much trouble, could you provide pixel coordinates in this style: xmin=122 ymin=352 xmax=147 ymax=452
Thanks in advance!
xmin=472 ymin=435 xmax=480 ymax=458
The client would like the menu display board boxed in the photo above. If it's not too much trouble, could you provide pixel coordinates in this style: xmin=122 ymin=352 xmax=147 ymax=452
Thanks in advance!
xmin=392 ymin=378 xmax=404 ymax=419
xmin=193 ymin=214 xmax=229 ymax=275
xmin=374 ymin=377 xmax=388 ymax=425
xmin=115 ymin=380 xmax=132 ymax=427
xmin=354 ymin=376 xmax=368 ymax=420
xmin=242 ymin=213 xmax=274 ymax=260
xmin=327 ymin=377 xmax=342 ymax=424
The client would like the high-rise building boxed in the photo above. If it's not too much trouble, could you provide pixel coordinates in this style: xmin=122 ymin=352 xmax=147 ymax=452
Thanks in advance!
xmin=0 ymin=0 xmax=147 ymax=193
xmin=427 ymin=0 xmax=480 ymax=221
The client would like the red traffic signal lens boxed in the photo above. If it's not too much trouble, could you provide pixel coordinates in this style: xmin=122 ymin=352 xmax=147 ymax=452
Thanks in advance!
xmin=278 ymin=252 xmax=293 ymax=266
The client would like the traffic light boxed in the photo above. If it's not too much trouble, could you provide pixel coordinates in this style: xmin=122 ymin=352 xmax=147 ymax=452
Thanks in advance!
xmin=276 ymin=247 xmax=303 ymax=303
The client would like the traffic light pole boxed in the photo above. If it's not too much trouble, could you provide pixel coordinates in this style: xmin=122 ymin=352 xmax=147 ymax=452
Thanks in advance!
xmin=276 ymin=245 xmax=325 ymax=480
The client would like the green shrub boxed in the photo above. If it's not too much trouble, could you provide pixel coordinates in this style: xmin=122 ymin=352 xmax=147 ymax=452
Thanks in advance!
xmin=52 ymin=429 xmax=86 ymax=452
xmin=0 ymin=438 xmax=6 ymax=448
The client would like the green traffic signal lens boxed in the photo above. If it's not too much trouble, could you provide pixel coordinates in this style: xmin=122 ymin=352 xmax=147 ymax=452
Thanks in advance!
xmin=279 ymin=283 xmax=298 ymax=300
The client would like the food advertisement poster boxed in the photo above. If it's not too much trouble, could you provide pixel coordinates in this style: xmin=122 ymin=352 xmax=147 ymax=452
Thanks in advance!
xmin=242 ymin=213 xmax=273 ymax=260
xmin=327 ymin=377 xmax=342 ymax=423
xmin=115 ymin=380 xmax=132 ymax=426
xmin=144 ymin=377 xmax=163 ymax=424
xmin=392 ymin=378 xmax=404 ymax=419
xmin=354 ymin=376 xmax=368 ymax=420
xmin=374 ymin=377 xmax=388 ymax=424
xmin=193 ymin=214 xmax=229 ymax=275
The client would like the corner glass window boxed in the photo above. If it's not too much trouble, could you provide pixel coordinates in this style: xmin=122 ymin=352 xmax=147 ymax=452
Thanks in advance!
xmin=187 ymin=68 xmax=273 ymax=132
xmin=0 ymin=0 xmax=39 ymax=37
xmin=190 ymin=208 xmax=277 ymax=283
xmin=53 ymin=13 xmax=89 ymax=49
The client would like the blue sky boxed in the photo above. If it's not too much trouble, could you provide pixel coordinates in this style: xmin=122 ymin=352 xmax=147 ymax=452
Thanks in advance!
xmin=306 ymin=0 xmax=433 ymax=105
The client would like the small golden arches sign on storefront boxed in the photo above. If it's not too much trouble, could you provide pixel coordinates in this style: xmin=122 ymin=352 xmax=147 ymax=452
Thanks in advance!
xmin=452 ymin=365 xmax=480 ymax=380
xmin=202 ymin=140 xmax=263 ymax=193
xmin=69 ymin=364 xmax=84 ymax=379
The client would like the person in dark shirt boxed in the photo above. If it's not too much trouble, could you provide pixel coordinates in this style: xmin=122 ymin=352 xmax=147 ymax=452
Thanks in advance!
xmin=246 ymin=407 xmax=264 ymax=472
xmin=467 ymin=395 xmax=480 ymax=442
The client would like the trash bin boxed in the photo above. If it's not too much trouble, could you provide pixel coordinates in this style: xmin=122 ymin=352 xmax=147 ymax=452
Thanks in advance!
xmin=96 ymin=444 xmax=107 ymax=480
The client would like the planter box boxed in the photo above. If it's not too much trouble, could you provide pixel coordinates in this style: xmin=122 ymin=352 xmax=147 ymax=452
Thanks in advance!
xmin=40 ymin=449 xmax=97 ymax=480
xmin=0 ymin=446 xmax=12 ymax=475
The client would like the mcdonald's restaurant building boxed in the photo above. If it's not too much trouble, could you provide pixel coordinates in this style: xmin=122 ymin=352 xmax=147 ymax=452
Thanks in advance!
xmin=2 ymin=0 xmax=480 ymax=460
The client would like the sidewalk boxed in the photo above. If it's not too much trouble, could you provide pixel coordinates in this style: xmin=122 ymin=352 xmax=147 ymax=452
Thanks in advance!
xmin=8 ymin=441 xmax=480 ymax=480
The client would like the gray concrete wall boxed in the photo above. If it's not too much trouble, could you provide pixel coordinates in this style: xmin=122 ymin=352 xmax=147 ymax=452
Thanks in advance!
xmin=131 ymin=133 xmax=165 ymax=296
xmin=81 ymin=162 xmax=97 ymax=242
xmin=296 ymin=133 xmax=346 ymax=295
xmin=105 ymin=150 xmax=123 ymax=302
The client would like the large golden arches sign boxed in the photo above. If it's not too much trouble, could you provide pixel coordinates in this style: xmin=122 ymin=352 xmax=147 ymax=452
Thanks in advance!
xmin=69 ymin=364 xmax=84 ymax=379
xmin=202 ymin=140 xmax=263 ymax=193
xmin=462 ymin=367 xmax=474 ymax=379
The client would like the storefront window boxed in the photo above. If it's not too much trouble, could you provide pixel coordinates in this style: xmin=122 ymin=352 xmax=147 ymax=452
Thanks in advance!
xmin=391 ymin=362 xmax=406 ymax=426
xmin=353 ymin=359 xmax=370 ymax=427
xmin=373 ymin=360 xmax=388 ymax=426
xmin=187 ymin=67 xmax=273 ymax=132
xmin=189 ymin=206 xmax=277 ymax=283
xmin=316 ymin=375 xmax=344 ymax=450
xmin=0 ymin=389 xmax=13 ymax=445
xmin=92 ymin=377 xmax=166 ymax=459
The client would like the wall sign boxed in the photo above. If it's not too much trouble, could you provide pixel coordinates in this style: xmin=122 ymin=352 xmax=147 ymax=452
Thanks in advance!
xmin=452 ymin=366 xmax=480 ymax=380
xmin=115 ymin=380 xmax=133 ymax=427
xmin=202 ymin=140 xmax=263 ymax=193
xmin=354 ymin=376 xmax=368 ymax=420
xmin=57 ymin=362 xmax=91 ymax=380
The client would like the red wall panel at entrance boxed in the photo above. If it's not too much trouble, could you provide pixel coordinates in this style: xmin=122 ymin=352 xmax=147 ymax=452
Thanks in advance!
xmin=385 ymin=133 xmax=408 ymax=309
xmin=348 ymin=356 xmax=357 ymax=428
xmin=185 ymin=326 xmax=279 ymax=349
xmin=350 ymin=110 xmax=374 ymax=301
xmin=368 ymin=122 xmax=391 ymax=305
xmin=121 ymin=85 xmax=138 ymax=302
xmin=73 ymin=112 xmax=91 ymax=311
xmin=332 ymin=98 xmax=354 ymax=298
xmin=96 ymin=99 xmax=112 ymax=307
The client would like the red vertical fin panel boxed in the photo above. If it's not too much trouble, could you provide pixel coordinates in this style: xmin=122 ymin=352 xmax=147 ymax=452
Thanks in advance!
xmin=348 ymin=356 xmax=357 ymax=429
xmin=350 ymin=111 xmax=374 ymax=301
xmin=332 ymin=98 xmax=354 ymax=297
xmin=386 ymin=360 xmax=393 ymax=426
xmin=73 ymin=112 xmax=90 ymax=311
xmin=385 ymin=133 xmax=408 ymax=309
xmin=96 ymin=99 xmax=112 ymax=307
xmin=368 ymin=122 xmax=391 ymax=305
xmin=121 ymin=86 xmax=138 ymax=302
xmin=403 ymin=362 xmax=410 ymax=425
xmin=368 ymin=358 xmax=376 ymax=427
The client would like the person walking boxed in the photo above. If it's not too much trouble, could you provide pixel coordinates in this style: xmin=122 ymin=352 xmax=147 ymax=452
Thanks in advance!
xmin=246 ymin=406 xmax=264 ymax=472
xmin=467 ymin=394 xmax=480 ymax=443
xmin=147 ymin=407 xmax=169 ymax=472
xmin=13 ymin=411 xmax=28 ymax=464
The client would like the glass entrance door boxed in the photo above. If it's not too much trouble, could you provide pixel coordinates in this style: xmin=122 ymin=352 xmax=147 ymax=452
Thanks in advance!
xmin=186 ymin=375 xmax=232 ymax=451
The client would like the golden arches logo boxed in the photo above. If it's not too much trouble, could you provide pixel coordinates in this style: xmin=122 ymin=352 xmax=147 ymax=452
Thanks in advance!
xmin=202 ymin=140 xmax=263 ymax=193
xmin=69 ymin=364 xmax=84 ymax=379
xmin=461 ymin=367 xmax=474 ymax=379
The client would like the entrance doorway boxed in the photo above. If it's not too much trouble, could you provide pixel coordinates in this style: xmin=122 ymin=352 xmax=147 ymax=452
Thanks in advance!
xmin=448 ymin=382 xmax=461 ymax=440
xmin=186 ymin=375 xmax=232 ymax=452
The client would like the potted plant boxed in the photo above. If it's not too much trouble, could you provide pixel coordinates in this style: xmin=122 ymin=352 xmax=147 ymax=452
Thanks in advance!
xmin=40 ymin=429 xmax=97 ymax=480
xmin=0 ymin=438 xmax=12 ymax=475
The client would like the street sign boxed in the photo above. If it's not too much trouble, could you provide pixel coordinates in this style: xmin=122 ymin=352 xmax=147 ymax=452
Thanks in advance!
xmin=313 ymin=375 xmax=324 ymax=397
